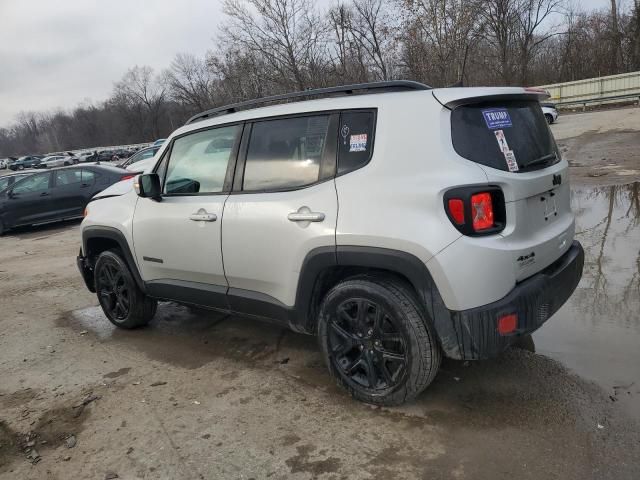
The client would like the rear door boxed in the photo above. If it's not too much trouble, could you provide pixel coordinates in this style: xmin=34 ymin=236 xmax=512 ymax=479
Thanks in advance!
xmin=221 ymin=113 xmax=339 ymax=314
xmin=441 ymin=90 xmax=574 ymax=280
xmin=5 ymin=171 xmax=54 ymax=226
xmin=52 ymin=168 xmax=85 ymax=217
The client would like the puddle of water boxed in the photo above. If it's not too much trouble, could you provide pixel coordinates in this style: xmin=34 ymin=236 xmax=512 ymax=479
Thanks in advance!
xmin=535 ymin=182 xmax=640 ymax=418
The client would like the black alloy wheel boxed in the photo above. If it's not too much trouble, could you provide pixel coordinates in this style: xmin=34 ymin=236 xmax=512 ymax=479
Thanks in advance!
xmin=318 ymin=276 xmax=441 ymax=406
xmin=94 ymin=250 xmax=157 ymax=328
xmin=96 ymin=260 xmax=131 ymax=321
xmin=328 ymin=299 xmax=408 ymax=391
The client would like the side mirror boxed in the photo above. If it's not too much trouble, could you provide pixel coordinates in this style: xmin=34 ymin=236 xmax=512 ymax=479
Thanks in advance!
xmin=134 ymin=173 xmax=161 ymax=200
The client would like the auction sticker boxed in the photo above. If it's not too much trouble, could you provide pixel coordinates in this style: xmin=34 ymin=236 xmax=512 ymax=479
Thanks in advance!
xmin=482 ymin=108 xmax=512 ymax=129
xmin=349 ymin=134 xmax=367 ymax=152
xmin=494 ymin=129 xmax=510 ymax=153
xmin=504 ymin=150 xmax=519 ymax=172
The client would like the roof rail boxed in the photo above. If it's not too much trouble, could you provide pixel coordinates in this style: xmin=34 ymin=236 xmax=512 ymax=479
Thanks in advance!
xmin=185 ymin=80 xmax=431 ymax=124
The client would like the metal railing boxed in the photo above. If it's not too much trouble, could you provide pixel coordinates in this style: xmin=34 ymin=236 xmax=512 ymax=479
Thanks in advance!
xmin=537 ymin=71 xmax=640 ymax=110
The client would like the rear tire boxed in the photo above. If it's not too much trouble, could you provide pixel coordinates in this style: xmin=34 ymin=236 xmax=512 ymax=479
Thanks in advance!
xmin=317 ymin=276 xmax=441 ymax=406
xmin=94 ymin=250 xmax=157 ymax=329
xmin=545 ymin=113 xmax=553 ymax=124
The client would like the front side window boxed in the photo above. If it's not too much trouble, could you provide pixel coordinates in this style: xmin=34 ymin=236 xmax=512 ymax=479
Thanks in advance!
xmin=243 ymin=115 xmax=330 ymax=191
xmin=164 ymin=124 xmax=240 ymax=195
xmin=0 ymin=177 xmax=9 ymax=192
xmin=12 ymin=173 xmax=50 ymax=194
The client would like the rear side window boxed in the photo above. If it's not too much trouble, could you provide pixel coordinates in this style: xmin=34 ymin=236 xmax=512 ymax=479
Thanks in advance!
xmin=338 ymin=111 xmax=375 ymax=175
xmin=55 ymin=170 xmax=82 ymax=186
xmin=243 ymin=115 xmax=330 ymax=191
xmin=82 ymin=170 xmax=97 ymax=184
xmin=451 ymin=101 xmax=559 ymax=172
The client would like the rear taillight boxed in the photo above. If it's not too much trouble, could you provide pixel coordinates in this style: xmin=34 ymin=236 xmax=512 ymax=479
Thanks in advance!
xmin=444 ymin=186 xmax=505 ymax=236
xmin=447 ymin=199 xmax=465 ymax=225
xmin=471 ymin=192 xmax=494 ymax=231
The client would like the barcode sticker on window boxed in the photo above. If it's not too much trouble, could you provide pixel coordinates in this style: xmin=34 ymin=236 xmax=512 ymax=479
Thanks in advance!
xmin=349 ymin=134 xmax=367 ymax=152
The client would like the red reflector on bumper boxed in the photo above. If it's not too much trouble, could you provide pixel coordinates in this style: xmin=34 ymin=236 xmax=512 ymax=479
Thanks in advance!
xmin=497 ymin=314 xmax=518 ymax=335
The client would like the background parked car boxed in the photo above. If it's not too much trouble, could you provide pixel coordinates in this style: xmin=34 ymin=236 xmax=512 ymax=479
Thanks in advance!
xmin=0 ymin=165 xmax=135 ymax=235
xmin=152 ymin=138 xmax=166 ymax=147
xmin=9 ymin=155 xmax=43 ymax=170
xmin=36 ymin=155 xmax=77 ymax=169
xmin=118 ymin=145 xmax=160 ymax=169
xmin=0 ymin=172 xmax=31 ymax=192
xmin=541 ymin=103 xmax=559 ymax=124
xmin=0 ymin=157 xmax=17 ymax=169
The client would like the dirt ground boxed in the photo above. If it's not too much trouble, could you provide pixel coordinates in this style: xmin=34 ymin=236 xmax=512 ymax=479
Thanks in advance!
xmin=551 ymin=106 xmax=640 ymax=185
xmin=1 ymin=108 xmax=639 ymax=479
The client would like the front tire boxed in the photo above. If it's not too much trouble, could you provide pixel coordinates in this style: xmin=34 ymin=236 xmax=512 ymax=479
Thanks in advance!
xmin=545 ymin=113 xmax=553 ymax=124
xmin=94 ymin=250 xmax=157 ymax=329
xmin=318 ymin=276 xmax=441 ymax=406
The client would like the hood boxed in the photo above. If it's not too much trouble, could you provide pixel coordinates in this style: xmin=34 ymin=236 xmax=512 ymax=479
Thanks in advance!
xmin=93 ymin=177 xmax=136 ymax=199
xmin=126 ymin=156 xmax=158 ymax=173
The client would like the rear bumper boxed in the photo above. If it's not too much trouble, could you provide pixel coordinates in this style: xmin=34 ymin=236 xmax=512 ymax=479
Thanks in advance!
xmin=443 ymin=241 xmax=584 ymax=360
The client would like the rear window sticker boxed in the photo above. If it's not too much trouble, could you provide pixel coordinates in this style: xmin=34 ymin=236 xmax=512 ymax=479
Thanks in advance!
xmin=482 ymin=108 xmax=512 ymax=129
xmin=494 ymin=129 xmax=510 ymax=153
xmin=504 ymin=150 xmax=519 ymax=172
xmin=349 ymin=133 xmax=368 ymax=152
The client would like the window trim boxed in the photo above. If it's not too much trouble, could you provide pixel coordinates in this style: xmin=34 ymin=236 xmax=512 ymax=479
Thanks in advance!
xmin=335 ymin=108 xmax=378 ymax=178
xmin=154 ymin=122 xmax=244 ymax=197
xmin=232 ymin=111 xmax=340 ymax=194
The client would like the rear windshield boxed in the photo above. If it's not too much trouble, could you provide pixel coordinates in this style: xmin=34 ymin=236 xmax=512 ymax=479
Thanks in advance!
xmin=451 ymin=100 xmax=559 ymax=172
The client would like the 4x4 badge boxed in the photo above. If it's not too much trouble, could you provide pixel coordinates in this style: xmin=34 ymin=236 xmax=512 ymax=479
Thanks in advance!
xmin=552 ymin=174 xmax=562 ymax=186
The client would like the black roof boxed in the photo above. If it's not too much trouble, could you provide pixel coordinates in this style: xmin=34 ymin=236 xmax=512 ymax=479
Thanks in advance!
xmin=186 ymin=80 xmax=431 ymax=125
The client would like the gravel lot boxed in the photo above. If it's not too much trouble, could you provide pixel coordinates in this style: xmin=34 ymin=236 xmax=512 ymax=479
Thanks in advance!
xmin=1 ymin=108 xmax=639 ymax=479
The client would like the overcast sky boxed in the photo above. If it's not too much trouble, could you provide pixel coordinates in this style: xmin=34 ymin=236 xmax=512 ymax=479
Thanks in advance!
xmin=0 ymin=0 xmax=617 ymax=128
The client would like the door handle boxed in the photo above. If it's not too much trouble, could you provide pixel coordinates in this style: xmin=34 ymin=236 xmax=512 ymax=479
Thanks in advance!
xmin=288 ymin=211 xmax=325 ymax=222
xmin=40 ymin=192 xmax=50 ymax=196
xmin=189 ymin=211 xmax=217 ymax=222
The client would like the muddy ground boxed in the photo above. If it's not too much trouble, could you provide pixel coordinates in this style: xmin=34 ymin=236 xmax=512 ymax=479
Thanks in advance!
xmin=1 ymin=108 xmax=639 ymax=479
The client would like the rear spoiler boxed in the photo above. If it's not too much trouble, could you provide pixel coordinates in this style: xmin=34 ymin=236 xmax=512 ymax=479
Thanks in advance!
xmin=432 ymin=87 xmax=550 ymax=109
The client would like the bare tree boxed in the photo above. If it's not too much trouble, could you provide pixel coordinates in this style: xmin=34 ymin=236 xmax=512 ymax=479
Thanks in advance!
xmin=113 ymin=66 xmax=167 ymax=139
xmin=348 ymin=0 xmax=397 ymax=80
xmin=401 ymin=0 xmax=483 ymax=86
xmin=515 ymin=0 xmax=564 ymax=84
xmin=220 ymin=0 xmax=327 ymax=91
xmin=164 ymin=53 xmax=216 ymax=111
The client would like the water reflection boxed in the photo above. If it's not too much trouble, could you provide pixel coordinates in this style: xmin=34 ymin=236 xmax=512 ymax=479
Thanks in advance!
xmin=535 ymin=182 xmax=640 ymax=418
xmin=571 ymin=182 xmax=640 ymax=325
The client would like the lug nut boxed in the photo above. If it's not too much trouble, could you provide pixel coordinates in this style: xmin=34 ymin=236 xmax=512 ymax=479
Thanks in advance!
xmin=367 ymin=329 xmax=373 ymax=336
xmin=359 ymin=345 xmax=364 ymax=350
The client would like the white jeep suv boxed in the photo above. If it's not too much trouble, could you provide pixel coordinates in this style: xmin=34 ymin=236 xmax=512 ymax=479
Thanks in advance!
xmin=77 ymin=81 xmax=583 ymax=406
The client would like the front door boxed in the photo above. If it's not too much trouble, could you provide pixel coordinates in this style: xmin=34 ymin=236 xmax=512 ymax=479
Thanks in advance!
xmin=132 ymin=123 xmax=242 ymax=310
xmin=222 ymin=113 xmax=339 ymax=315
xmin=5 ymin=171 xmax=54 ymax=227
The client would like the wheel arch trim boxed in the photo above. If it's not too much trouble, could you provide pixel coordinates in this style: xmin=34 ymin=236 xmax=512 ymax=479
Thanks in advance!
xmin=82 ymin=226 xmax=146 ymax=293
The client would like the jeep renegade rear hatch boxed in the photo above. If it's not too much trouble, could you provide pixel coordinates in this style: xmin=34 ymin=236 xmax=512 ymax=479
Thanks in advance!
xmin=450 ymin=100 xmax=559 ymax=173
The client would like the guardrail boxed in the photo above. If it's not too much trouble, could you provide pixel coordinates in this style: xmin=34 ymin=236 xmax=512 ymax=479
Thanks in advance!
xmin=555 ymin=93 xmax=640 ymax=111
xmin=538 ymin=71 xmax=640 ymax=110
